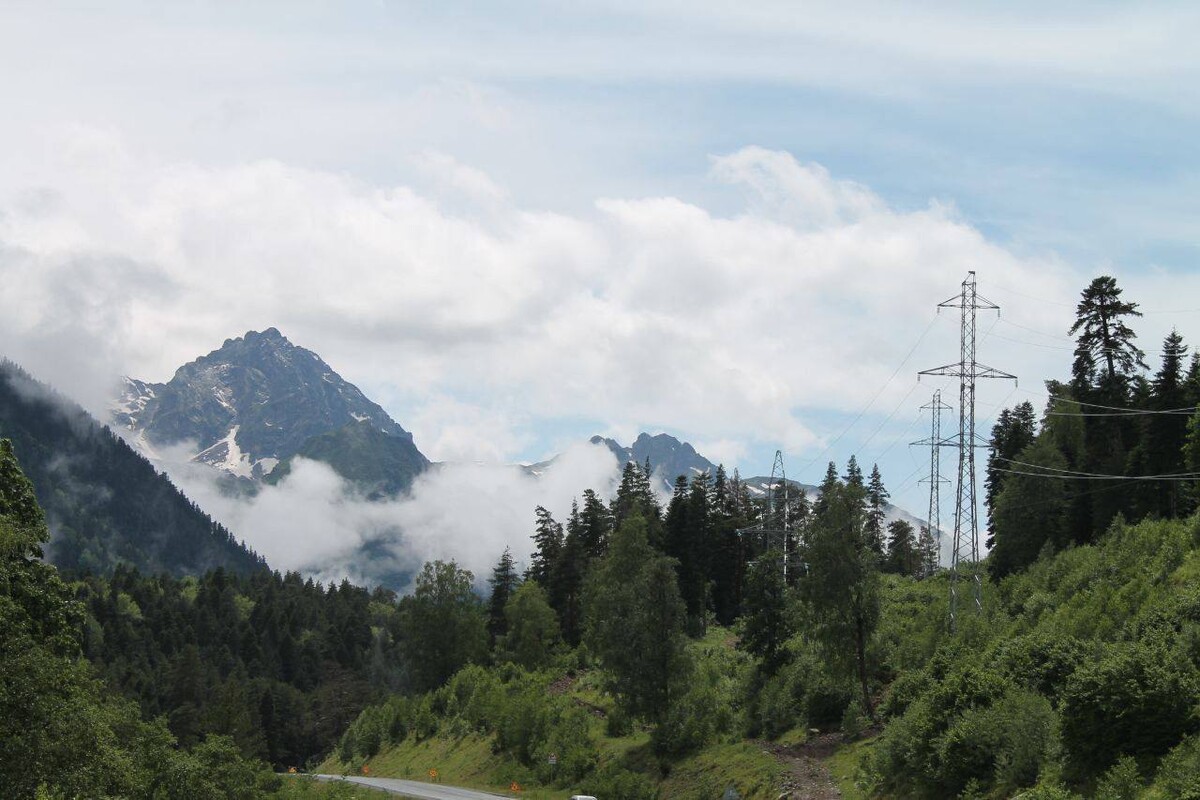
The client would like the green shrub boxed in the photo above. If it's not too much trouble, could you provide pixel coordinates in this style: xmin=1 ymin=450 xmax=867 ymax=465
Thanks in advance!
xmin=576 ymin=763 xmax=658 ymax=800
xmin=534 ymin=705 xmax=598 ymax=783
xmin=876 ymin=668 xmax=931 ymax=719
xmin=1094 ymin=755 xmax=1142 ymax=800
xmin=995 ymin=631 xmax=1088 ymax=701
xmin=1154 ymin=734 xmax=1200 ymax=799
xmin=1060 ymin=639 xmax=1200 ymax=778
xmin=840 ymin=700 xmax=866 ymax=740
xmin=606 ymin=705 xmax=633 ymax=737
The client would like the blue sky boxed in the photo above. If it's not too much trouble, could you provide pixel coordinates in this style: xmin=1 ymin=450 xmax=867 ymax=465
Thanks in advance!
xmin=2 ymin=1 xmax=1199 ymax=531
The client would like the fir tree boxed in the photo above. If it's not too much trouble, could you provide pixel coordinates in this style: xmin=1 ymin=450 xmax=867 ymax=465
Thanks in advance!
xmin=1127 ymin=330 xmax=1190 ymax=518
xmin=1069 ymin=275 xmax=1147 ymax=390
xmin=985 ymin=402 xmax=1037 ymax=548
xmin=864 ymin=464 xmax=889 ymax=555
xmin=528 ymin=506 xmax=563 ymax=586
xmin=884 ymin=519 xmax=918 ymax=576
xmin=487 ymin=547 xmax=521 ymax=644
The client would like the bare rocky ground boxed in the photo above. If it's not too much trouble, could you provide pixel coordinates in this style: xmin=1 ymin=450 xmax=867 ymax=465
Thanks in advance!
xmin=759 ymin=732 xmax=844 ymax=800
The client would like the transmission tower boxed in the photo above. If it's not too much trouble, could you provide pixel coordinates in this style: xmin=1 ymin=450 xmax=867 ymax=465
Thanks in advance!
xmin=738 ymin=449 xmax=793 ymax=580
xmin=919 ymin=271 xmax=1015 ymax=628
xmin=911 ymin=390 xmax=952 ymax=578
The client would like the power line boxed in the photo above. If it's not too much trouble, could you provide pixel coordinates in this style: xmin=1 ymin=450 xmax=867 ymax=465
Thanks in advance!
xmin=995 ymin=468 xmax=1200 ymax=482
xmin=797 ymin=313 xmax=942 ymax=478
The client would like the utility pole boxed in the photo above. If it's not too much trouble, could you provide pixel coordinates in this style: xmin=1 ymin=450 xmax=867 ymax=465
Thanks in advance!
xmin=919 ymin=272 xmax=1015 ymax=629
xmin=912 ymin=390 xmax=952 ymax=578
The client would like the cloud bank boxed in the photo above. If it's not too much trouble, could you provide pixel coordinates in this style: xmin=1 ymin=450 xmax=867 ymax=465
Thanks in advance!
xmin=167 ymin=443 xmax=620 ymax=589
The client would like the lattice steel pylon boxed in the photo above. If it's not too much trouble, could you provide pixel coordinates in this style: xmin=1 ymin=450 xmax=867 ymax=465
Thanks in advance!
xmin=919 ymin=272 xmax=1016 ymax=629
xmin=738 ymin=450 xmax=793 ymax=579
xmin=912 ymin=390 xmax=952 ymax=578
xmin=766 ymin=450 xmax=791 ymax=581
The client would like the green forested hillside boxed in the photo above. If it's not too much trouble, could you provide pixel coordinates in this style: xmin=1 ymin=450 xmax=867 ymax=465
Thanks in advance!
xmin=0 ymin=360 xmax=264 ymax=576
xmin=328 ymin=277 xmax=1200 ymax=799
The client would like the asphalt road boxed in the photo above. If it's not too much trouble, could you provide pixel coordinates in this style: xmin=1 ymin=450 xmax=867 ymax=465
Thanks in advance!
xmin=312 ymin=774 xmax=513 ymax=800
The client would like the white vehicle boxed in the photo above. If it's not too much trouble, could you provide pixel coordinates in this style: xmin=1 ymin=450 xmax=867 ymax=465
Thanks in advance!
xmin=569 ymin=796 xmax=598 ymax=800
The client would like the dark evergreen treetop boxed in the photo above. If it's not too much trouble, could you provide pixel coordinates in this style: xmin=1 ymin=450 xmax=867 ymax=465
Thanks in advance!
xmin=1069 ymin=275 xmax=1147 ymax=389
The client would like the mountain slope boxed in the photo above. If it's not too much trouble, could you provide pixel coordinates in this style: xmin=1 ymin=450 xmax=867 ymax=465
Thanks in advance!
xmin=265 ymin=418 xmax=431 ymax=499
xmin=115 ymin=328 xmax=429 ymax=492
xmin=0 ymin=360 xmax=264 ymax=576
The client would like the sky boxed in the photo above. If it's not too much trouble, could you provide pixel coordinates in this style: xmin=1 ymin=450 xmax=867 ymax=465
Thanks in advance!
xmin=2 ymin=1 xmax=1200 ymax=558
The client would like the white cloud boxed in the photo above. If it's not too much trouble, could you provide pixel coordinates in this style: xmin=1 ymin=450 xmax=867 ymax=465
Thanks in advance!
xmin=169 ymin=443 xmax=620 ymax=589
xmin=0 ymin=132 xmax=1126 ymax=452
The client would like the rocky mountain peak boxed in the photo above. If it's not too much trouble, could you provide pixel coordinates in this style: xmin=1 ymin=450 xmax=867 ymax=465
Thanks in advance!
xmin=113 ymin=329 xmax=429 ymax=489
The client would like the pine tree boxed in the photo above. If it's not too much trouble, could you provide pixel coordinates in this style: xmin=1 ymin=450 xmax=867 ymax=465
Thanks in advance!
xmin=666 ymin=476 xmax=713 ymax=634
xmin=578 ymin=489 xmax=614 ymax=561
xmin=612 ymin=460 xmax=661 ymax=533
xmin=499 ymin=581 xmax=560 ymax=671
xmin=1127 ymin=330 xmax=1190 ymax=519
xmin=707 ymin=465 xmax=743 ymax=626
xmin=844 ymin=455 xmax=864 ymax=489
xmin=487 ymin=547 xmax=521 ymax=644
xmin=1069 ymin=275 xmax=1147 ymax=390
xmin=985 ymin=402 xmax=1037 ymax=548
xmin=1068 ymin=276 xmax=1147 ymax=537
xmin=990 ymin=436 xmax=1070 ymax=579
xmin=550 ymin=500 xmax=586 ymax=646
xmin=864 ymin=464 xmax=889 ymax=555
xmin=528 ymin=506 xmax=563 ymax=586
xmin=884 ymin=520 xmax=918 ymax=576
xmin=740 ymin=548 xmax=792 ymax=672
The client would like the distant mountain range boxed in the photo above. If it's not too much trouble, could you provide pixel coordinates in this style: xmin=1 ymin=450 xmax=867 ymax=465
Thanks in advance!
xmin=0 ymin=360 xmax=264 ymax=576
xmin=587 ymin=431 xmax=928 ymax=531
xmin=113 ymin=328 xmax=429 ymax=496
xmin=588 ymin=432 xmax=718 ymax=492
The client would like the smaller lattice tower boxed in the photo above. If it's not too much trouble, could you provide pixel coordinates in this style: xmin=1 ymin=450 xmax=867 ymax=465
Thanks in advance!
xmin=912 ymin=390 xmax=952 ymax=577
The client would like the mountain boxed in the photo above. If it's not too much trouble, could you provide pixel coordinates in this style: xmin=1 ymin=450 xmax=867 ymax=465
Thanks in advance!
xmin=114 ymin=328 xmax=429 ymax=493
xmin=0 ymin=360 xmax=264 ymax=576
xmin=589 ymin=432 xmax=718 ymax=491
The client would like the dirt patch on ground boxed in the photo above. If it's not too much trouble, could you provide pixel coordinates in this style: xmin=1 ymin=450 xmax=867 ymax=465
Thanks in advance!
xmin=546 ymin=673 xmax=577 ymax=695
xmin=757 ymin=733 xmax=844 ymax=799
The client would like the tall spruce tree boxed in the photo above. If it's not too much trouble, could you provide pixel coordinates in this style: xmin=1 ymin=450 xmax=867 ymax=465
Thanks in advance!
xmin=550 ymin=500 xmax=586 ymax=646
xmin=1070 ymin=275 xmax=1147 ymax=390
xmin=663 ymin=476 xmax=710 ymax=633
xmin=1068 ymin=276 xmax=1147 ymax=538
xmin=864 ymin=464 xmax=889 ymax=555
xmin=707 ymin=465 xmax=743 ymax=626
xmin=985 ymin=402 xmax=1038 ymax=548
xmin=528 ymin=506 xmax=563 ymax=586
xmin=487 ymin=547 xmax=521 ymax=644
xmin=990 ymin=436 xmax=1070 ymax=579
xmin=577 ymin=489 xmax=614 ymax=561
xmin=740 ymin=548 xmax=792 ymax=672
xmin=1127 ymin=330 xmax=1190 ymax=519
xmin=884 ymin=519 xmax=918 ymax=576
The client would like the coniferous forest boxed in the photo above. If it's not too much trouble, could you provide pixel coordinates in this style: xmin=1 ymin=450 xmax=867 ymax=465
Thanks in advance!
xmin=5 ymin=275 xmax=1200 ymax=799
